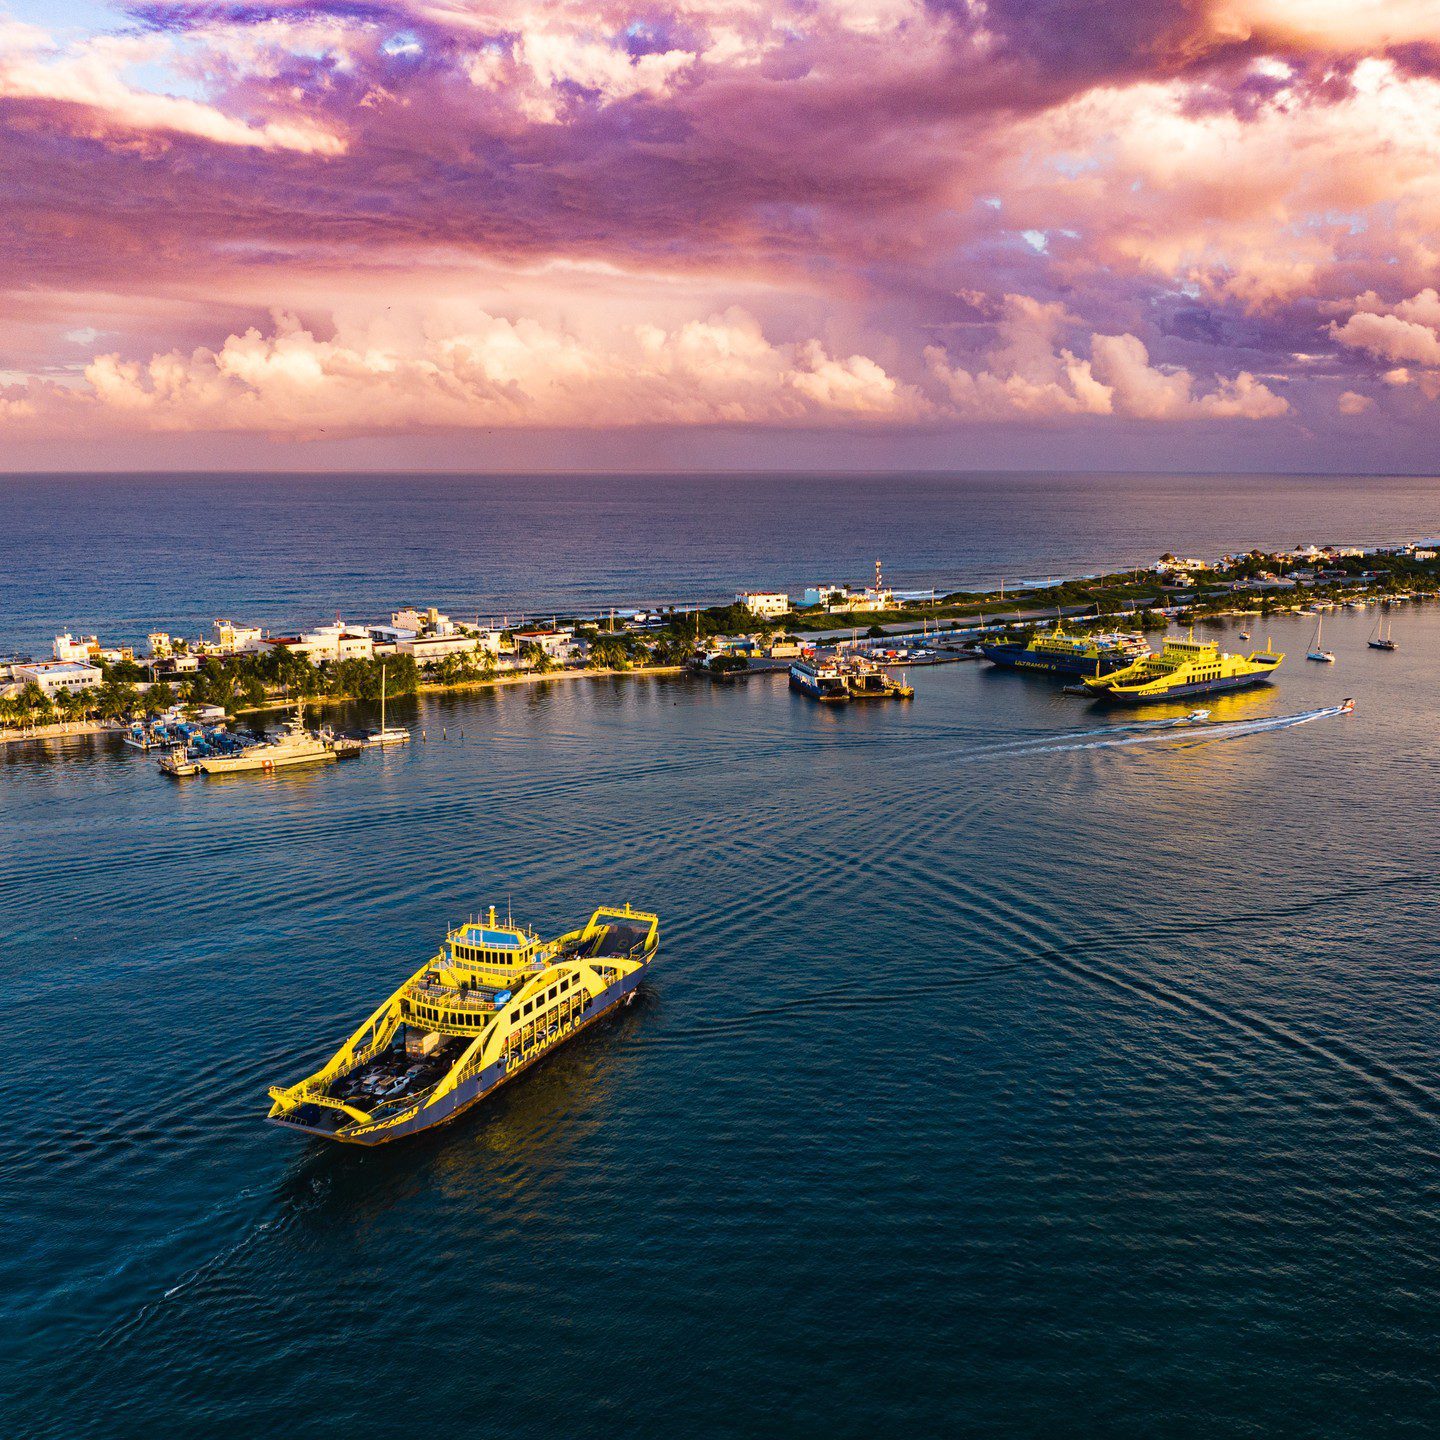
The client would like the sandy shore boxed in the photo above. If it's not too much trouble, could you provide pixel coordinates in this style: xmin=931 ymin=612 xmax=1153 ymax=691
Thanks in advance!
xmin=0 ymin=719 xmax=121 ymax=747
xmin=234 ymin=663 xmax=688 ymax=714
xmin=1 ymin=667 xmax=690 ymax=740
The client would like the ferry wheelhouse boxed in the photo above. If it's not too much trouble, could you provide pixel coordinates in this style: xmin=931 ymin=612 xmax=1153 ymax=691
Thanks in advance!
xmin=267 ymin=903 xmax=659 ymax=1145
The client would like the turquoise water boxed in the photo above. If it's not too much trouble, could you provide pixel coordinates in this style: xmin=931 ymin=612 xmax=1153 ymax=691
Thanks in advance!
xmin=2 ymin=602 xmax=1437 ymax=1438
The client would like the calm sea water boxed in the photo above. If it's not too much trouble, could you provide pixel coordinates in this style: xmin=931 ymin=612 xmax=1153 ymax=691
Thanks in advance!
xmin=2 ymin=471 xmax=1439 ymax=653
xmin=2 ymin=600 xmax=1438 ymax=1438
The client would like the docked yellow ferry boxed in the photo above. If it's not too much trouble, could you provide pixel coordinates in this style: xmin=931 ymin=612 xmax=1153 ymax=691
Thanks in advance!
xmin=1083 ymin=631 xmax=1283 ymax=704
xmin=267 ymin=903 xmax=659 ymax=1144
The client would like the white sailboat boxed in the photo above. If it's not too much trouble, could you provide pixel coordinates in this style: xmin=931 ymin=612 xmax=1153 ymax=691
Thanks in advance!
xmin=367 ymin=664 xmax=411 ymax=746
xmin=1306 ymin=615 xmax=1335 ymax=663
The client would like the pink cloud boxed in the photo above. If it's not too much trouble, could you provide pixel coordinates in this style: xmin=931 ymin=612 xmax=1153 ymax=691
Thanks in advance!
xmin=925 ymin=295 xmax=1288 ymax=421
xmin=0 ymin=0 xmax=1431 ymax=460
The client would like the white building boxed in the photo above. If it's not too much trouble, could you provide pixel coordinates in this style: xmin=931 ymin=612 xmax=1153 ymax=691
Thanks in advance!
xmin=397 ymin=632 xmax=501 ymax=664
xmin=52 ymin=632 xmax=97 ymax=662
xmin=392 ymin=606 xmax=454 ymax=637
xmin=265 ymin=622 xmax=374 ymax=665
xmin=513 ymin=627 xmax=579 ymax=661
xmin=15 ymin=660 xmax=102 ymax=696
xmin=736 ymin=591 xmax=791 ymax=619
xmin=213 ymin=619 xmax=265 ymax=653
xmin=301 ymin=622 xmax=373 ymax=662
xmin=366 ymin=624 xmax=419 ymax=648
xmin=148 ymin=632 xmax=175 ymax=659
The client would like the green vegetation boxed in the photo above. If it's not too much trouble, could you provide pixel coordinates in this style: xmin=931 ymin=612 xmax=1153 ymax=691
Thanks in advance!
xmin=8 ymin=547 xmax=1436 ymax=735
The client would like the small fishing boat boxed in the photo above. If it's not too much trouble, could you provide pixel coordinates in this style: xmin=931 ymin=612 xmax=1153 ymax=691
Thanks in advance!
xmin=1306 ymin=616 xmax=1335 ymax=663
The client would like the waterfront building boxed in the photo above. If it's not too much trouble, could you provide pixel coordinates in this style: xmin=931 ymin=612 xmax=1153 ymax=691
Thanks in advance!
xmin=147 ymin=632 xmax=175 ymax=659
xmin=392 ymin=606 xmax=454 ymax=636
xmin=397 ymin=632 xmax=500 ymax=664
xmin=52 ymin=632 xmax=98 ymax=662
xmin=513 ymin=627 xmax=579 ymax=661
xmin=15 ymin=660 xmax=103 ymax=696
xmin=268 ymin=622 xmax=375 ymax=665
xmin=212 ymin=619 xmax=265 ymax=654
xmin=736 ymin=591 xmax=791 ymax=619
xmin=366 ymin=624 xmax=419 ymax=649
xmin=802 ymin=561 xmax=894 ymax=612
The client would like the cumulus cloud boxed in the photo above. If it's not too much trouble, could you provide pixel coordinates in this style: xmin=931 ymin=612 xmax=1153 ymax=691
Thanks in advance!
xmin=0 ymin=22 xmax=346 ymax=152
xmin=0 ymin=0 xmax=1427 ymax=456
xmin=68 ymin=306 xmax=925 ymax=434
xmin=0 ymin=295 xmax=1298 ymax=438
xmin=925 ymin=295 xmax=1289 ymax=421
xmin=1337 ymin=390 xmax=1374 ymax=415
xmin=994 ymin=58 xmax=1440 ymax=311
xmin=1210 ymin=0 xmax=1440 ymax=53
xmin=1330 ymin=290 xmax=1440 ymax=401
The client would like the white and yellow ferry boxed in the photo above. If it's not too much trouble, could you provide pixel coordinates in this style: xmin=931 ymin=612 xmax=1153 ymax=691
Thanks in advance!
xmin=267 ymin=903 xmax=659 ymax=1144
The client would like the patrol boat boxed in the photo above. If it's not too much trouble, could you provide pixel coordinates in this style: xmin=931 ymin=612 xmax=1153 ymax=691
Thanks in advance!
xmin=1083 ymin=631 xmax=1283 ymax=704
xmin=266 ymin=903 xmax=659 ymax=1144
xmin=196 ymin=704 xmax=335 ymax=774
xmin=979 ymin=622 xmax=1149 ymax=677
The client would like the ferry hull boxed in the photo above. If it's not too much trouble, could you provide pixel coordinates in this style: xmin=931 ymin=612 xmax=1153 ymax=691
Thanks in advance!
xmin=199 ymin=750 xmax=335 ymax=774
xmin=1095 ymin=672 xmax=1276 ymax=705
xmin=979 ymin=643 xmax=1134 ymax=677
xmin=270 ymin=963 xmax=649 ymax=1146
xmin=789 ymin=671 xmax=846 ymax=701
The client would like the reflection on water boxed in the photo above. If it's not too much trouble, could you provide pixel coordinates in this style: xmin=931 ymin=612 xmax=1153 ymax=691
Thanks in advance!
xmin=1 ymin=606 xmax=1437 ymax=1439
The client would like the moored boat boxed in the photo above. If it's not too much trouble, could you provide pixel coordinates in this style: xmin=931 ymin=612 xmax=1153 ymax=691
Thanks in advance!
xmin=196 ymin=704 xmax=335 ymax=773
xmin=365 ymin=662 xmax=411 ymax=746
xmin=1083 ymin=631 xmax=1283 ymax=704
xmin=980 ymin=622 xmax=1148 ymax=678
xmin=267 ymin=903 xmax=660 ymax=1144
xmin=1306 ymin=615 xmax=1336 ymax=663
xmin=1368 ymin=615 xmax=1398 ymax=651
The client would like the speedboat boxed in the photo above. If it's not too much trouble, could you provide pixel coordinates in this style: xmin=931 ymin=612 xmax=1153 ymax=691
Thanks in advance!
xmin=1186 ymin=709 xmax=1211 ymax=722
xmin=1339 ymin=697 xmax=1355 ymax=714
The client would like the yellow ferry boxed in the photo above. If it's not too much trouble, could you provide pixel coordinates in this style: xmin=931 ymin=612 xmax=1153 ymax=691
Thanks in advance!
xmin=267 ymin=902 xmax=659 ymax=1144
xmin=1083 ymin=631 xmax=1283 ymax=704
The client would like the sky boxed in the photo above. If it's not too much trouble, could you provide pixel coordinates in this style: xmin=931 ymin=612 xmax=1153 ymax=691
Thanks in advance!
xmin=1 ymin=0 xmax=1439 ymax=472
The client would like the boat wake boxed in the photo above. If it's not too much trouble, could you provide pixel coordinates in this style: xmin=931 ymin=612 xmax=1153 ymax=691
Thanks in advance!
xmin=933 ymin=703 xmax=1351 ymax=765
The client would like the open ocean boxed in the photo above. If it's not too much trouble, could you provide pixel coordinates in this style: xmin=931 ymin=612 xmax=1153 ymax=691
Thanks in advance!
xmin=2 ymin=470 xmax=1440 ymax=653
xmin=2 ymin=472 xmax=1438 ymax=1438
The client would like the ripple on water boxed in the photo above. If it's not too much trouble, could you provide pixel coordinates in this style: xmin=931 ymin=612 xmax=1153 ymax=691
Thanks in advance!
xmin=2 ymin=611 xmax=1439 ymax=1438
